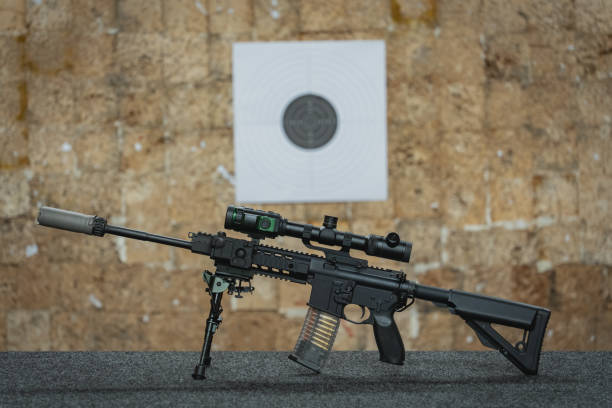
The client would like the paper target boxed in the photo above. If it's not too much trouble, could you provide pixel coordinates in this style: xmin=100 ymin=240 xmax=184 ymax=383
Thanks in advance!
xmin=232 ymin=40 xmax=387 ymax=203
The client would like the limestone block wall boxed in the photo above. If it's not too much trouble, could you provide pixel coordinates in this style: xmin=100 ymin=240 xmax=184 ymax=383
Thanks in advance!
xmin=0 ymin=0 xmax=610 ymax=352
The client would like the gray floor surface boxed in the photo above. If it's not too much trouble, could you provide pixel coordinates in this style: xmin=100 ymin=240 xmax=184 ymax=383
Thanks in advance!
xmin=1 ymin=351 xmax=610 ymax=407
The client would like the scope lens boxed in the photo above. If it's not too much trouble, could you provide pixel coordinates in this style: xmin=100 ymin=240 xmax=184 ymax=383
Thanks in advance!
xmin=232 ymin=208 xmax=242 ymax=224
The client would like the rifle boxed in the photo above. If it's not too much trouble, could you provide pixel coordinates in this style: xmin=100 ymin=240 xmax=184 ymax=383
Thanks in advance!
xmin=37 ymin=205 xmax=551 ymax=379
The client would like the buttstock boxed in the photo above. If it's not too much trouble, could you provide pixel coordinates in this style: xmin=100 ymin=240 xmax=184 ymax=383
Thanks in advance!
xmin=449 ymin=290 xmax=551 ymax=375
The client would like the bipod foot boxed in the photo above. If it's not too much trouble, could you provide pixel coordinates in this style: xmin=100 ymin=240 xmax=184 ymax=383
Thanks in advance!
xmin=192 ymin=364 xmax=207 ymax=380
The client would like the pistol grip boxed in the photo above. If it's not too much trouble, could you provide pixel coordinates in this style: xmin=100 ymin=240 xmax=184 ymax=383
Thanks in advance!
xmin=372 ymin=310 xmax=405 ymax=365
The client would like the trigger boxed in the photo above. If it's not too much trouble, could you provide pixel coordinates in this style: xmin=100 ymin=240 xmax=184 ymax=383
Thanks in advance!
xmin=342 ymin=305 xmax=373 ymax=325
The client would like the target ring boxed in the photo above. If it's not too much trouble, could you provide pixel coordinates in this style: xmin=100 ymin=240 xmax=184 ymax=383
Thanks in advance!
xmin=282 ymin=94 xmax=338 ymax=149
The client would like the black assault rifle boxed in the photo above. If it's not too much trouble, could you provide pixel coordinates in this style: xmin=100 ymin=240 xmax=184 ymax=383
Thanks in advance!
xmin=37 ymin=205 xmax=550 ymax=379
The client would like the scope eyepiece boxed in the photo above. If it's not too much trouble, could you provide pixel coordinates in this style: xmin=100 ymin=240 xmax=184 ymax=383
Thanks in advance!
xmin=365 ymin=234 xmax=411 ymax=262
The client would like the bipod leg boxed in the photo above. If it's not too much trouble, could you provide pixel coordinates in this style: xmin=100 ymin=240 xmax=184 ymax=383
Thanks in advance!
xmin=193 ymin=276 xmax=225 ymax=380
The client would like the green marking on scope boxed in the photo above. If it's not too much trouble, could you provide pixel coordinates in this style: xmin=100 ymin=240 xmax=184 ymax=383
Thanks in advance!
xmin=257 ymin=216 xmax=275 ymax=232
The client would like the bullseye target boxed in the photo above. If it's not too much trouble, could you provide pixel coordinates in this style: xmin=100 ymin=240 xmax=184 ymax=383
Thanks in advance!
xmin=283 ymin=94 xmax=338 ymax=149
xmin=232 ymin=41 xmax=387 ymax=203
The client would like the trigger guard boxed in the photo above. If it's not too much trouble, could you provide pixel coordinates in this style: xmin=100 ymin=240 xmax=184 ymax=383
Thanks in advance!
xmin=342 ymin=306 xmax=375 ymax=325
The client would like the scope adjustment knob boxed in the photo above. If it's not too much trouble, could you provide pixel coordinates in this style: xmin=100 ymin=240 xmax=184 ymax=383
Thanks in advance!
xmin=323 ymin=215 xmax=338 ymax=229
xmin=385 ymin=232 xmax=400 ymax=248
xmin=259 ymin=218 xmax=271 ymax=229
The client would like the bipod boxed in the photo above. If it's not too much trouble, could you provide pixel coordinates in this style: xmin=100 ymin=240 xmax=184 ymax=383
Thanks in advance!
xmin=193 ymin=271 xmax=228 ymax=380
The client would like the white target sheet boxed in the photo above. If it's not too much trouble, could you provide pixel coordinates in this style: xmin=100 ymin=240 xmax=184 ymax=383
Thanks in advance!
xmin=232 ymin=40 xmax=387 ymax=203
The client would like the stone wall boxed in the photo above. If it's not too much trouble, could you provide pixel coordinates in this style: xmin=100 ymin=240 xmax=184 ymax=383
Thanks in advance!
xmin=1 ymin=0 xmax=610 ymax=352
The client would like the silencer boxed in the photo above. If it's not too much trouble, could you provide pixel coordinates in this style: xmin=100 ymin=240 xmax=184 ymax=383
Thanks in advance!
xmin=37 ymin=206 xmax=106 ymax=236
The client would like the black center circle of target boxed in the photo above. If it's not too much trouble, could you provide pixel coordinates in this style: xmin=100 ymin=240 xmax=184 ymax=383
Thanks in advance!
xmin=282 ymin=94 xmax=338 ymax=149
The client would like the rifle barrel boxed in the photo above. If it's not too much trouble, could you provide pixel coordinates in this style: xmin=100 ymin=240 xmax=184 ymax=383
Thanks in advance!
xmin=105 ymin=224 xmax=192 ymax=250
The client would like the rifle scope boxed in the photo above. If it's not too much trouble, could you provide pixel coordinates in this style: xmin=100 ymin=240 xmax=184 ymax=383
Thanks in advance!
xmin=225 ymin=206 xmax=412 ymax=263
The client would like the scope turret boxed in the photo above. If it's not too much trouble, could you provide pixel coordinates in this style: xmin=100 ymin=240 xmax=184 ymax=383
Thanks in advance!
xmin=225 ymin=206 xmax=412 ymax=263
